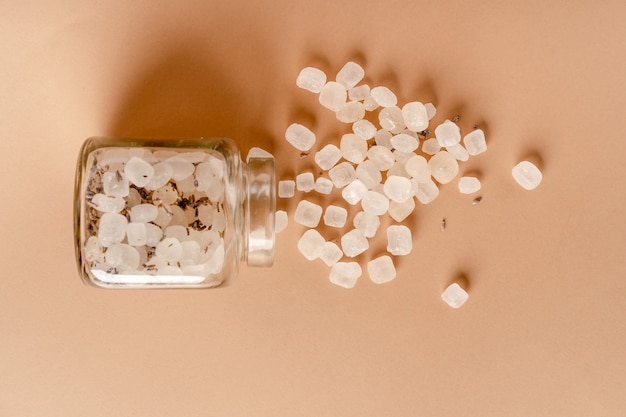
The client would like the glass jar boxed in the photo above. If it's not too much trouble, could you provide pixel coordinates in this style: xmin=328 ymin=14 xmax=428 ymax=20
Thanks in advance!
xmin=74 ymin=137 xmax=275 ymax=289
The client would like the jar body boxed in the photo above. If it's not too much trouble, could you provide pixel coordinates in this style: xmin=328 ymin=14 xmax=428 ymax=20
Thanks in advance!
xmin=74 ymin=137 xmax=274 ymax=289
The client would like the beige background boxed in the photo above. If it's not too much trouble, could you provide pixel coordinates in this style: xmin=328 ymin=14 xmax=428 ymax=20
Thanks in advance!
xmin=1 ymin=0 xmax=626 ymax=416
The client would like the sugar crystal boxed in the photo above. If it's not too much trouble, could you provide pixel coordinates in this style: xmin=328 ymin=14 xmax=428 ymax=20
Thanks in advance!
xmin=105 ymin=243 xmax=140 ymax=272
xmin=425 ymin=103 xmax=437 ymax=120
xmin=352 ymin=119 xmax=376 ymax=140
xmin=422 ymin=138 xmax=441 ymax=155
xmin=145 ymin=161 xmax=173 ymax=190
xmin=463 ymin=129 xmax=487 ymax=155
xmin=404 ymin=155 xmax=430 ymax=183
xmin=391 ymin=133 xmax=419 ymax=153
xmin=98 ymin=212 xmax=128 ymax=247
xmin=340 ymin=133 xmax=367 ymax=164
xmin=336 ymin=61 xmax=365 ymax=89
xmin=296 ymin=172 xmax=315 ymax=192
xmin=341 ymin=179 xmax=368 ymax=205
xmin=165 ymin=156 xmax=194 ymax=181
xmin=294 ymin=200 xmax=323 ymax=228
xmin=319 ymin=81 xmax=347 ymax=111
xmin=130 ymin=204 xmax=158 ymax=223
xmin=285 ymin=123 xmax=316 ymax=152
xmin=278 ymin=180 xmax=296 ymax=198
xmin=428 ymin=151 xmax=459 ymax=184
xmin=388 ymin=198 xmax=415 ymax=222
xmin=275 ymin=210 xmax=288 ymax=234
xmin=367 ymin=146 xmax=395 ymax=171
xmin=446 ymin=143 xmax=469 ymax=161
xmin=383 ymin=175 xmax=413 ymax=203
xmin=145 ymin=223 xmax=163 ymax=247
xmin=435 ymin=120 xmax=461 ymax=147
xmin=458 ymin=177 xmax=481 ymax=194
xmin=315 ymin=144 xmax=342 ymax=171
xmin=441 ymin=283 xmax=469 ymax=308
xmin=402 ymin=102 xmax=429 ymax=132
xmin=296 ymin=67 xmax=327 ymax=93
xmin=324 ymin=205 xmax=348 ymax=228
xmin=361 ymin=191 xmax=389 ymax=215
xmin=319 ymin=241 xmax=343 ymax=266
xmin=328 ymin=162 xmax=356 ymax=188
xmin=314 ymin=177 xmax=334 ymax=194
xmin=353 ymin=211 xmax=380 ymax=238
xmin=336 ymin=101 xmax=365 ymax=123
xmin=412 ymin=178 xmax=440 ymax=204
xmin=367 ymin=255 xmax=396 ymax=284
xmin=124 ymin=157 xmax=154 ymax=187
xmin=90 ymin=194 xmax=125 ymax=213
xmin=156 ymin=237 xmax=183 ymax=262
xmin=355 ymin=160 xmax=382 ymax=189
xmin=386 ymin=225 xmax=412 ymax=256
xmin=379 ymin=106 xmax=405 ymax=133
xmin=512 ymin=161 xmax=542 ymax=190
xmin=126 ymin=222 xmax=147 ymax=246
xmin=340 ymin=229 xmax=369 ymax=258
xmin=329 ymin=262 xmax=362 ymax=289
xmin=102 ymin=171 xmax=129 ymax=198
xmin=371 ymin=86 xmax=398 ymax=107
xmin=348 ymin=84 xmax=370 ymax=102
xmin=297 ymin=229 xmax=326 ymax=260
xmin=374 ymin=129 xmax=393 ymax=149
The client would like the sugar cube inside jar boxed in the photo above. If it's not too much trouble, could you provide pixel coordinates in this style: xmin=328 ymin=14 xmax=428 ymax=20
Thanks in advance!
xmin=74 ymin=137 xmax=275 ymax=289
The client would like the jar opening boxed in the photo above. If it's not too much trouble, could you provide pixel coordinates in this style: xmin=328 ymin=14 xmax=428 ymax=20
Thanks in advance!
xmin=244 ymin=157 xmax=276 ymax=267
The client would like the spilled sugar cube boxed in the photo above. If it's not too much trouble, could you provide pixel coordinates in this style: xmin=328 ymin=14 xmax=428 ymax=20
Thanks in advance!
xmin=441 ymin=283 xmax=469 ymax=308
xmin=512 ymin=161 xmax=543 ymax=190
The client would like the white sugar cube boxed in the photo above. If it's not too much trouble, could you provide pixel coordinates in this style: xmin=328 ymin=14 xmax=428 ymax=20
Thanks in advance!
xmin=367 ymin=145 xmax=395 ymax=171
xmin=165 ymin=156 xmax=194 ymax=181
xmin=367 ymin=255 xmax=396 ymax=284
xmin=124 ymin=156 xmax=154 ymax=187
xmin=319 ymin=241 xmax=343 ymax=266
xmin=294 ymin=200 xmax=323 ymax=228
xmin=340 ymin=133 xmax=367 ymax=164
xmin=422 ymin=138 xmax=441 ymax=155
xmin=402 ymin=102 xmax=429 ymax=132
xmin=328 ymin=162 xmax=357 ymax=188
xmin=441 ymin=283 xmax=469 ymax=308
xmin=314 ymin=177 xmax=334 ymax=194
xmin=363 ymin=95 xmax=380 ymax=111
xmin=348 ymin=84 xmax=370 ymax=102
xmin=340 ymin=229 xmax=369 ymax=258
xmin=458 ymin=177 xmax=481 ymax=194
xmin=98 ymin=212 xmax=128 ymax=247
xmin=297 ymin=229 xmax=326 ymax=260
xmin=296 ymin=172 xmax=315 ymax=192
xmin=383 ymin=175 xmax=413 ymax=203
xmin=378 ymin=106 xmax=405 ymax=133
xmin=404 ymin=155 xmax=431 ymax=183
xmin=319 ymin=81 xmax=347 ymax=111
xmin=388 ymin=198 xmax=415 ymax=222
xmin=336 ymin=61 xmax=365 ymax=89
xmin=352 ymin=119 xmax=377 ymax=140
xmin=413 ymin=178 xmax=440 ymax=204
xmin=355 ymin=160 xmax=382 ymax=189
xmin=105 ymin=243 xmax=140 ymax=272
xmin=329 ymin=262 xmax=362 ymax=289
xmin=246 ymin=147 xmax=274 ymax=161
xmin=336 ymin=101 xmax=365 ymax=123
xmin=144 ymin=223 xmax=163 ymax=247
xmin=353 ymin=211 xmax=380 ymax=238
xmin=324 ymin=205 xmax=348 ymax=228
xmin=512 ymin=161 xmax=543 ymax=190
xmin=374 ymin=129 xmax=393 ymax=149
xmin=296 ymin=67 xmax=327 ymax=93
xmin=156 ymin=237 xmax=183 ymax=262
xmin=361 ymin=190 xmax=389 ymax=216
xmin=425 ymin=103 xmax=437 ymax=120
xmin=275 ymin=210 xmax=288 ymax=234
xmin=386 ymin=225 xmax=412 ymax=256
xmin=102 ymin=171 xmax=129 ymax=198
xmin=278 ymin=180 xmax=296 ymax=198
xmin=285 ymin=123 xmax=316 ymax=152
xmin=130 ymin=203 xmax=158 ymax=223
xmin=446 ymin=143 xmax=469 ymax=161
xmin=315 ymin=144 xmax=342 ymax=171
xmin=90 ymin=194 xmax=125 ymax=213
xmin=434 ymin=120 xmax=461 ymax=147
xmin=126 ymin=222 xmax=147 ymax=246
xmin=463 ymin=129 xmax=487 ymax=155
xmin=428 ymin=151 xmax=459 ymax=184
xmin=391 ymin=133 xmax=419 ymax=153
xmin=371 ymin=86 xmax=398 ymax=107
xmin=342 ymin=179 xmax=368 ymax=205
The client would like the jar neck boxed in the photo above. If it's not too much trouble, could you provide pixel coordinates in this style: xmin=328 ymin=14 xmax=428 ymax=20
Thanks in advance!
xmin=242 ymin=156 xmax=276 ymax=267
